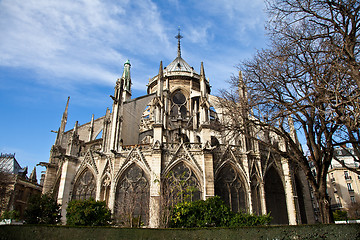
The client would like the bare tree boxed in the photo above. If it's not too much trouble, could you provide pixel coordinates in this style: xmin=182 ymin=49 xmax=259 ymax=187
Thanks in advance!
xmin=220 ymin=0 xmax=359 ymax=224
xmin=267 ymin=0 xmax=360 ymax=170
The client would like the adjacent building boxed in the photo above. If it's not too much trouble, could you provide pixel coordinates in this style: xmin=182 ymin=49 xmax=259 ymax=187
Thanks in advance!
xmin=0 ymin=153 xmax=42 ymax=219
xmin=327 ymin=147 xmax=360 ymax=219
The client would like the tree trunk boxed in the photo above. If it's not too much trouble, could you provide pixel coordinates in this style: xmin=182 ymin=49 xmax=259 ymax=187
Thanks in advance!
xmin=316 ymin=191 xmax=334 ymax=224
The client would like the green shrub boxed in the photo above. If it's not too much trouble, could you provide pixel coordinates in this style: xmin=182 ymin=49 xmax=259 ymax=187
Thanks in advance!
xmin=229 ymin=212 xmax=272 ymax=227
xmin=169 ymin=196 xmax=271 ymax=228
xmin=66 ymin=198 xmax=111 ymax=226
xmin=333 ymin=210 xmax=348 ymax=221
xmin=1 ymin=210 xmax=19 ymax=221
xmin=24 ymin=193 xmax=61 ymax=224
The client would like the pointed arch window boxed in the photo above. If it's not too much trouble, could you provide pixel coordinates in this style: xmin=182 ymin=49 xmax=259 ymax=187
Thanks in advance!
xmin=72 ymin=168 xmax=96 ymax=200
xmin=163 ymin=162 xmax=201 ymax=206
xmin=251 ymin=175 xmax=262 ymax=215
xmin=215 ymin=165 xmax=247 ymax=212
xmin=170 ymin=91 xmax=187 ymax=119
xmin=114 ymin=164 xmax=149 ymax=226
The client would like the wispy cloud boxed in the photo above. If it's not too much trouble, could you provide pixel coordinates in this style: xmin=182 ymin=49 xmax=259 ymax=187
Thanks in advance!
xmin=0 ymin=0 xmax=266 ymax=92
xmin=0 ymin=0 xmax=170 ymax=89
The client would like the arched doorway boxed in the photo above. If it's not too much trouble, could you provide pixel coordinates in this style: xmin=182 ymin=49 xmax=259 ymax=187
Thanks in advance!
xmin=215 ymin=164 xmax=247 ymax=213
xmin=114 ymin=164 xmax=150 ymax=226
xmin=264 ymin=166 xmax=289 ymax=224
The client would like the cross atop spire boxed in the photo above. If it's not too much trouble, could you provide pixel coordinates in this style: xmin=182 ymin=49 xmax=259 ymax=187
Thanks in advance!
xmin=175 ymin=27 xmax=183 ymax=58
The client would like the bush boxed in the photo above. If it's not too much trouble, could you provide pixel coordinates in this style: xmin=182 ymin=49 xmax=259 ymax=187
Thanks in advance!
xmin=24 ymin=193 xmax=61 ymax=224
xmin=169 ymin=196 xmax=271 ymax=228
xmin=229 ymin=212 xmax=272 ymax=227
xmin=333 ymin=210 xmax=348 ymax=221
xmin=66 ymin=198 xmax=111 ymax=226
xmin=1 ymin=210 xmax=19 ymax=221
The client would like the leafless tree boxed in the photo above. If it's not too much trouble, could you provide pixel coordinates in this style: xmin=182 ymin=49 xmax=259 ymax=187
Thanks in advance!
xmin=268 ymin=0 xmax=360 ymax=169
xmin=220 ymin=0 xmax=359 ymax=224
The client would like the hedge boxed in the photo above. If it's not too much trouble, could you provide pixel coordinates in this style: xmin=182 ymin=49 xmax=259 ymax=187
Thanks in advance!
xmin=0 ymin=224 xmax=359 ymax=240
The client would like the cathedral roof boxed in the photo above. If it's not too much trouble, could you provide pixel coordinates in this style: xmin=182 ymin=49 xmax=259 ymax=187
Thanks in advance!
xmin=165 ymin=56 xmax=194 ymax=73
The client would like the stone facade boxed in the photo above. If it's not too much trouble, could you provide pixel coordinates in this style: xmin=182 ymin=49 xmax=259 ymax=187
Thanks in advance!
xmin=326 ymin=147 xmax=360 ymax=219
xmin=0 ymin=154 xmax=42 ymax=219
xmin=41 ymin=38 xmax=315 ymax=226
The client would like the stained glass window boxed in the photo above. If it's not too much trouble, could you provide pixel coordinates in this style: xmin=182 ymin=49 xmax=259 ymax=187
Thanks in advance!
xmin=215 ymin=165 xmax=246 ymax=212
xmin=163 ymin=162 xmax=201 ymax=206
xmin=114 ymin=164 xmax=149 ymax=226
xmin=170 ymin=91 xmax=187 ymax=119
xmin=72 ymin=169 xmax=96 ymax=200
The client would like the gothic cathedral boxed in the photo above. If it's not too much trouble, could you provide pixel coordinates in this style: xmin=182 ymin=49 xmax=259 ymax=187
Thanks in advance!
xmin=41 ymin=32 xmax=315 ymax=227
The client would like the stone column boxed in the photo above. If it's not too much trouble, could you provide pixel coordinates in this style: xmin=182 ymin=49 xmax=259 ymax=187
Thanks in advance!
xmin=149 ymin=148 xmax=162 ymax=228
xmin=95 ymin=177 xmax=101 ymax=201
xmin=41 ymin=163 xmax=57 ymax=194
xmin=281 ymin=158 xmax=297 ymax=225
xmin=108 ymin=177 xmax=116 ymax=214
xmin=242 ymin=154 xmax=253 ymax=213
xmin=202 ymin=150 xmax=215 ymax=199
xmin=153 ymin=124 xmax=163 ymax=144
xmin=259 ymin=182 xmax=267 ymax=215
xmin=57 ymin=158 xmax=77 ymax=224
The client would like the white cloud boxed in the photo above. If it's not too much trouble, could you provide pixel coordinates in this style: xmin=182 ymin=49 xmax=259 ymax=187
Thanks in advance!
xmin=0 ymin=0 xmax=170 ymax=88
xmin=0 ymin=0 xmax=267 ymax=93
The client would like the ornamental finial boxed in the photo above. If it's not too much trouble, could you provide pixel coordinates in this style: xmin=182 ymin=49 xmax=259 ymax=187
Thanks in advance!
xmin=175 ymin=27 xmax=183 ymax=58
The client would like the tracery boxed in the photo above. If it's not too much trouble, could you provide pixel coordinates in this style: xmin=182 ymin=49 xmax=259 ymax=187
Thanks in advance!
xmin=215 ymin=165 xmax=247 ymax=212
xmin=72 ymin=168 xmax=96 ymax=200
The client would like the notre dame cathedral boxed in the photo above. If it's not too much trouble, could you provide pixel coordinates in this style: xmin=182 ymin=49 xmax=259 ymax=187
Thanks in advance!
xmin=40 ymin=32 xmax=315 ymax=227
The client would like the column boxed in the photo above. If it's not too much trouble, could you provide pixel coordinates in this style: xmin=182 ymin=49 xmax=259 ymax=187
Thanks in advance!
xmin=149 ymin=148 xmax=162 ymax=228
xmin=282 ymin=158 xmax=297 ymax=225
xmin=57 ymin=158 xmax=77 ymax=224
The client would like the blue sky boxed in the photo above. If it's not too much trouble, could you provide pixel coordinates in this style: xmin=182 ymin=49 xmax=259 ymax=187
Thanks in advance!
xmin=0 ymin=0 xmax=267 ymax=179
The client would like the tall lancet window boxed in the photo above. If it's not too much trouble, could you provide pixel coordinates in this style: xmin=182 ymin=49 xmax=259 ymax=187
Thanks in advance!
xmin=163 ymin=162 xmax=201 ymax=206
xmin=170 ymin=91 xmax=187 ymax=119
xmin=72 ymin=168 xmax=96 ymax=200
xmin=215 ymin=165 xmax=247 ymax=212
xmin=114 ymin=164 xmax=150 ymax=226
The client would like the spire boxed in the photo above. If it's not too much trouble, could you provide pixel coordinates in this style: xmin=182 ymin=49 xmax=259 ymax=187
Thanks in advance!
xmin=88 ymin=114 xmax=94 ymax=141
xmin=159 ymin=60 xmax=163 ymax=76
xmin=175 ymin=27 xmax=183 ymax=58
xmin=157 ymin=61 xmax=164 ymax=98
xmin=200 ymin=62 xmax=206 ymax=97
xmin=59 ymin=97 xmax=70 ymax=134
xmin=238 ymin=71 xmax=247 ymax=100
xmin=200 ymin=62 xmax=205 ymax=78
xmin=55 ymin=97 xmax=70 ymax=145
xmin=121 ymin=60 xmax=132 ymax=102
xmin=29 ymin=166 xmax=37 ymax=183
xmin=122 ymin=60 xmax=131 ymax=92
xmin=73 ymin=121 xmax=78 ymax=135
